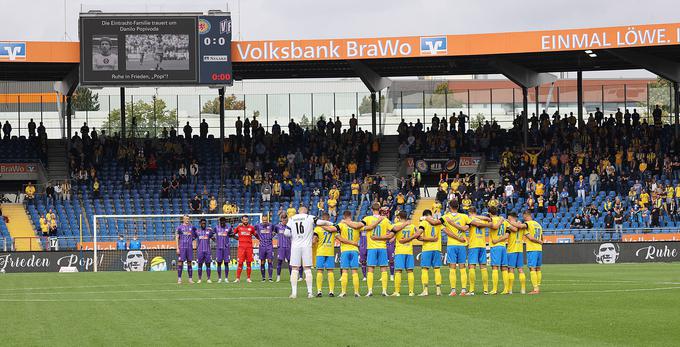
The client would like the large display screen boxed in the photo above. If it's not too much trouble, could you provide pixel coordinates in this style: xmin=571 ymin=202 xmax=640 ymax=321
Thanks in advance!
xmin=79 ymin=13 xmax=232 ymax=86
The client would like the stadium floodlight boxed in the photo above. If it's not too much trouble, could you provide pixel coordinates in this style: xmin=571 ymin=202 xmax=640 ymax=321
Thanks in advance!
xmin=92 ymin=213 xmax=262 ymax=272
xmin=584 ymin=50 xmax=593 ymax=54
xmin=589 ymin=53 xmax=598 ymax=58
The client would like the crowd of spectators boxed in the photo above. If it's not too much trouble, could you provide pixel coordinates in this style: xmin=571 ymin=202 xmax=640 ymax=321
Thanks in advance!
xmin=424 ymin=105 xmax=679 ymax=229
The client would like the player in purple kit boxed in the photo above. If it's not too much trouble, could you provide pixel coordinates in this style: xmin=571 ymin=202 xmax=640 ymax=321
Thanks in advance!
xmin=275 ymin=213 xmax=292 ymax=282
xmin=195 ymin=218 xmax=214 ymax=283
xmin=214 ymin=217 xmax=232 ymax=283
xmin=175 ymin=215 xmax=196 ymax=284
xmin=359 ymin=228 xmax=368 ymax=280
xmin=255 ymin=215 xmax=276 ymax=282
xmin=387 ymin=239 xmax=396 ymax=281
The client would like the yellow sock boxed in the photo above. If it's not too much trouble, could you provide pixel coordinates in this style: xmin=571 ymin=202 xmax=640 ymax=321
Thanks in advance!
xmin=394 ymin=272 xmax=402 ymax=294
xmin=449 ymin=268 xmax=457 ymax=290
xmin=460 ymin=268 xmax=468 ymax=290
xmin=367 ymin=271 xmax=374 ymax=292
xmin=508 ymin=271 xmax=515 ymax=292
xmin=492 ymin=269 xmax=499 ymax=293
xmin=380 ymin=271 xmax=388 ymax=293
xmin=519 ymin=272 xmax=526 ymax=292
xmin=434 ymin=268 xmax=442 ymax=286
xmin=316 ymin=272 xmax=323 ymax=293
xmin=340 ymin=273 xmax=348 ymax=294
xmin=502 ymin=270 xmax=509 ymax=293
xmin=407 ymin=272 xmax=415 ymax=294
xmin=468 ymin=268 xmax=476 ymax=292
xmin=481 ymin=268 xmax=489 ymax=293
xmin=530 ymin=270 xmax=538 ymax=291
xmin=352 ymin=273 xmax=360 ymax=295
xmin=421 ymin=269 xmax=429 ymax=290
xmin=328 ymin=272 xmax=335 ymax=293
xmin=537 ymin=270 xmax=542 ymax=286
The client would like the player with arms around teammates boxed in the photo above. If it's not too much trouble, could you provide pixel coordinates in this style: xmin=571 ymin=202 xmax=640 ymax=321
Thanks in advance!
xmin=511 ymin=210 xmax=544 ymax=294
xmin=324 ymin=210 xmax=381 ymax=297
xmin=391 ymin=211 xmax=419 ymax=296
xmin=175 ymin=215 xmax=196 ymax=284
xmin=284 ymin=206 xmax=334 ymax=298
xmin=418 ymin=209 xmax=444 ymax=296
xmin=313 ymin=212 xmax=338 ymax=297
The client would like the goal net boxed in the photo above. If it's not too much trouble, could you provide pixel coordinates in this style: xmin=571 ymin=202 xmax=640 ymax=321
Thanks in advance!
xmin=92 ymin=213 xmax=263 ymax=272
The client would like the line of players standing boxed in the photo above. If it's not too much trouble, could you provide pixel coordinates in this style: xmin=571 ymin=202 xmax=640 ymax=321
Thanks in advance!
xmin=174 ymin=200 xmax=544 ymax=297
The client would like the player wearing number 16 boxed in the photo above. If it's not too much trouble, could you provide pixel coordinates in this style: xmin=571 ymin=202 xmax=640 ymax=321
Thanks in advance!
xmin=284 ymin=206 xmax=334 ymax=299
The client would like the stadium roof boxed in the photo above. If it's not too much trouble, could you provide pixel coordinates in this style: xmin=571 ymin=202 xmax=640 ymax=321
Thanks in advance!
xmin=1 ymin=22 xmax=679 ymax=81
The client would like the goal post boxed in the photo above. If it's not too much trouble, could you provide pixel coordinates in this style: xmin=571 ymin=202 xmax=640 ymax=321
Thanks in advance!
xmin=92 ymin=213 xmax=263 ymax=272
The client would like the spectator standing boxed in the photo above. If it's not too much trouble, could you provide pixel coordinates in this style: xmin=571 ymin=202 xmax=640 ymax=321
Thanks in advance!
xmin=92 ymin=178 xmax=101 ymax=199
xmin=359 ymin=177 xmax=371 ymax=204
xmin=183 ymin=122 xmax=193 ymax=139
xmin=27 ymin=118 xmax=36 ymax=138
xmin=61 ymin=180 xmax=71 ymax=201
xmin=189 ymin=161 xmax=199 ymax=186
xmin=261 ymin=180 xmax=272 ymax=202
xmin=200 ymin=119 xmax=208 ymax=138
xmin=129 ymin=235 xmax=142 ymax=250
xmin=2 ymin=121 xmax=11 ymax=139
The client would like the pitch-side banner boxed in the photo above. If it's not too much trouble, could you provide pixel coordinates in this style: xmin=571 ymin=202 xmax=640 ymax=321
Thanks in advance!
xmin=232 ymin=22 xmax=680 ymax=62
xmin=543 ymin=241 xmax=680 ymax=264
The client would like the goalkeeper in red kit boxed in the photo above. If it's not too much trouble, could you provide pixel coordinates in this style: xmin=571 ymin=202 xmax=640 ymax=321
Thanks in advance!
xmin=232 ymin=215 xmax=259 ymax=282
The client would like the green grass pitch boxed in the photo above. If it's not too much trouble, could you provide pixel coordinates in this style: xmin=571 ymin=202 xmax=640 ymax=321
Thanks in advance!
xmin=0 ymin=263 xmax=679 ymax=346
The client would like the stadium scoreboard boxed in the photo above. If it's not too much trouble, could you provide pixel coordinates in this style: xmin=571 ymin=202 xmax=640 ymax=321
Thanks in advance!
xmin=79 ymin=12 xmax=232 ymax=86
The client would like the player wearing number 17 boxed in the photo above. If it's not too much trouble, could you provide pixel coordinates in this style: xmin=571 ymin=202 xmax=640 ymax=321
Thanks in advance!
xmin=323 ymin=210 xmax=366 ymax=297
xmin=313 ymin=212 xmax=337 ymax=297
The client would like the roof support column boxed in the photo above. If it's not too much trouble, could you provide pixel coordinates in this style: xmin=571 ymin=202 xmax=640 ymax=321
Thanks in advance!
xmin=674 ymin=82 xmax=679 ymax=137
xmin=490 ymin=59 xmax=556 ymax=148
xmin=371 ymin=92 xmax=377 ymax=135
xmin=577 ymin=69 xmax=583 ymax=127
xmin=522 ymin=87 xmax=528 ymax=148
xmin=348 ymin=60 xmax=391 ymax=136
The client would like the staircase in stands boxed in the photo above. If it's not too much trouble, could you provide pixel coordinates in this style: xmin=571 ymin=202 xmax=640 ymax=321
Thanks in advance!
xmin=3 ymin=204 xmax=41 ymax=251
xmin=374 ymin=135 xmax=401 ymax=187
xmin=46 ymin=139 xmax=69 ymax=181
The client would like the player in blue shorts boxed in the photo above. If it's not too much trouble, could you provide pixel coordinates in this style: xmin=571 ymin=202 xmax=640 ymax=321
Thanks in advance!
xmin=391 ymin=211 xmax=419 ymax=296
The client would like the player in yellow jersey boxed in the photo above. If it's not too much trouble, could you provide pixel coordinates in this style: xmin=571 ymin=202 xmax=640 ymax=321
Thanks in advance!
xmin=487 ymin=206 xmax=517 ymax=295
xmin=418 ymin=209 xmax=444 ymax=296
xmin=466 ymin=207 xmax=492 ymax=295
xmin=361 ymin=202 xmax=408 ymax=296
xmin=514 ymin=211 xmax=544 ymax=294
xmin=425 ymin=200 xmax=484 ymax=296
xmin=391 ymin=211 xmax=418 ymax=296
xmin=323 ymin=210 xmax=371 ymax=298
xmin=313 ymin=213 xmax=337 ymax=297
xmin=506 ymin=211 xmax=527 ymax=294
